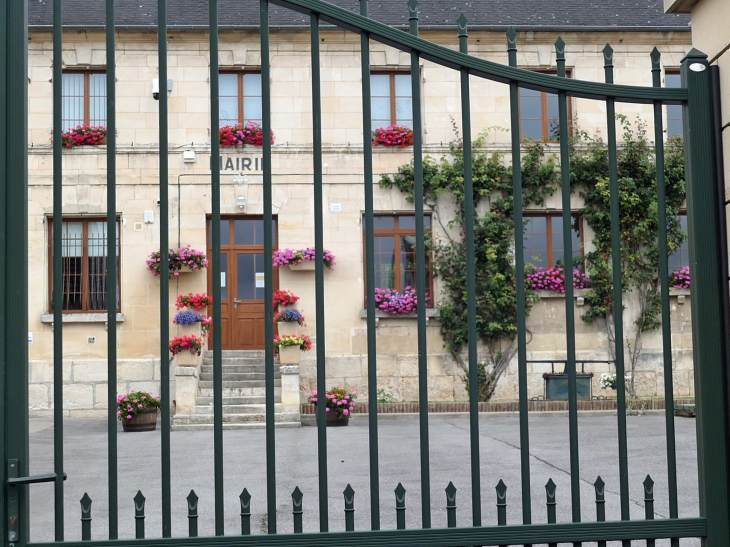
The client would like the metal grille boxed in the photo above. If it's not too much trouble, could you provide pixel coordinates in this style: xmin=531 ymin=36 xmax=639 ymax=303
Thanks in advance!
xmin=1 ymin=0 xmax=729 ymax=546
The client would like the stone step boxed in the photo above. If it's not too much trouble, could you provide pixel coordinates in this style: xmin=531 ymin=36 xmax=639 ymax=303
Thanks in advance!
xmin=200 ymin=365 xmax=276 ymax=374
xmin=198 ymin=372 xmax=270 ymax=382
xmin=195 ymin=396 xmax=267 ymax=405
xmin=192 ymin=403 xmax=285 ymax=415
xmin=198 ymin=387 xmax=281 ymax=397
xmin=197 ymin=380 xmax=280 ymax=390
xmin=172 ymin=422 xmax=301 ymax=431
xmin=173 ymin=412 xmax=300 ymax=425
xmin=201 ymin=358 xmax=269 ymax=367
xmin=205 ymin=350 xmax=265 ymax=359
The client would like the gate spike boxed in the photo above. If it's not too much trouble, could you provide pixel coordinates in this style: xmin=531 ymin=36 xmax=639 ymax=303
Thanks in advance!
xmin=407 ymin=0 xmax=419 ymax=18
xmin=395 ymin=483 xmax=407 ymax=530
xmin=495 ymin=480 xmax=507 ymax=529
xmin=457 ymin=13 xmax=468 ymax=37
xmin=644 ymin=475 xmax=655 ymax=546
xmin=650 ymin=47 xmax=662 ymax=87
xmin=445 ymin=482 xmax=457 ymax=528
xmin=133 ymin=490 xmax=146 ymax=539
xmin=239 ymin=488 xmax=251 ymax=535
xmin=594 ymin=476 xmax=605 ymax=501
xmin=594 ymin=477 xmax=606 ymax=547
xmin=187 ymin=490 xmax=199 ymax=537
xmin=344 ymin=484 xmax=356 ymax=531
xmin=507 ymin=27 xmax=518 ymax=67
xmin=555 ymin=37 xmax=566 ymax=78
xmin=292 ymin=486 xmax=304 ymax=533
xmin=80 ymin=493 xmax=92 ymax=541
xmin=603 ymin=43 xmax=614 ymax=68
xmin=545 ymin=479 xmax=557 ymax=547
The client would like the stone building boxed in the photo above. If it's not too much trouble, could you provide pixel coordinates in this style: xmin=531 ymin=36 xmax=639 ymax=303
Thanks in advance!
xmin=26 ymin=0 xmax=694 ymax=423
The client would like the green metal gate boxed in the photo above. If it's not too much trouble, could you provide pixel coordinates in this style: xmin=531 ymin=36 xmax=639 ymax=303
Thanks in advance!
xmin=1 ymin=0 xmax=729 ymax=545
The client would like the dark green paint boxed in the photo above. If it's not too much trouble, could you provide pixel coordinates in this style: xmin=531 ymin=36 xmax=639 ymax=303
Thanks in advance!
xmin=80 ymin=494 xmax=91 ymax=541
xmin=187 ymin=491 xmax=198 ymax=538
xmin=344 ymin=485 xmax=355 ymax=532
xmin=594 ymin=477 xmax=606 ymax=547
xmin=240 ymin=489 xmax=251 ymax=536
xmin=395 ymin=483 xmax=406 ymax=530
xmin=292 ymin=487 xmax=303 ymax=534
xmin=134 ymin=491 xmax=145 ymax=540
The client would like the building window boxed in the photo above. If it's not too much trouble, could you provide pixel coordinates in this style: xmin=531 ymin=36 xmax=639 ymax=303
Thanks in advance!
xmin=62 ymin=71 xmax=106 ymax=129
xmin=519 ymin=71 xmax=571 ymax=141
xmin=219 ymin=72 xmax=262 ymax=128
xmin=48 ymin=219 xmax=120 ymax=312
xmin=364 ymin=214 xmax=433 ymax=304
xmin=665 ymin=71 xmax=683 ymax=139
xmin=523 ymin=214 xmax=584 ymax=270
xmin=669 ymin=214 xmax=689 ymax=269
xmin=370 ymin=72 xmax=412 ymax=132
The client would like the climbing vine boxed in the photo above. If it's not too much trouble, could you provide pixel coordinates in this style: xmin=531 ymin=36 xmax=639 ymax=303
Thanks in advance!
xmin=381 ymin=117 xmax=685 ymax=401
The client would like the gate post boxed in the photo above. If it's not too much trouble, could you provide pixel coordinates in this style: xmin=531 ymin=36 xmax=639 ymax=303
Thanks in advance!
xmin=0 ymin=0 xmax=29 ymax=542
xmin=681 ymin=48 xmax=730 ymax=547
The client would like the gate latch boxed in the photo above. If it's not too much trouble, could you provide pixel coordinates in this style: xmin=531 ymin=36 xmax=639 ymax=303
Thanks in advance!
xmin=6 ymin=460 xmax=67 ymax=543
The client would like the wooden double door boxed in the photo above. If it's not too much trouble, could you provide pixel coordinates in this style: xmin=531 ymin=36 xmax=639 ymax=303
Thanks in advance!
xmin=207 ymin=216 xmax=278 ymax=350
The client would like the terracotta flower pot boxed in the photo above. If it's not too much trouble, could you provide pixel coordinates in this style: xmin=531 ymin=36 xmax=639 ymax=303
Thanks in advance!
xmin=121 ymin=408 xmax=158 ymax=432
xmin=277 ymin=322 xmax=298 ymax=336
xmin=278 ymin=344 xmax=301 ymax=365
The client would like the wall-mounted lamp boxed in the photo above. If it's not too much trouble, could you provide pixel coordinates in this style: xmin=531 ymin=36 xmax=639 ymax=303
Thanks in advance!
xmin=152 ymin=78 xmax=173 ymax=100
xmin=235 ymin=196 xmax=247 ymax=210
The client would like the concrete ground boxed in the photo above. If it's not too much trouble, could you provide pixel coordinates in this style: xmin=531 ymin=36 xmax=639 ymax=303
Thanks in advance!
xmin=27 ymin=414 xmax=701 ymax=545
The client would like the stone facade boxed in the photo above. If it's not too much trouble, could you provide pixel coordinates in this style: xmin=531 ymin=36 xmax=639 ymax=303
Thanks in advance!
xmin=26 ymin=27 xmax=695 ymax=415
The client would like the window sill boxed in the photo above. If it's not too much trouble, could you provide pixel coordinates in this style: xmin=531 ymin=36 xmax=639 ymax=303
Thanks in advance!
xmin=40 ymin=313 xmax=125 ymax=324
xmin=669 ymin=288 xmax=690 ymax=304
xmin=359 ymin=308 xmax=440 ymax=326
xmin=535 ymin=289 xmax=590 ymax=299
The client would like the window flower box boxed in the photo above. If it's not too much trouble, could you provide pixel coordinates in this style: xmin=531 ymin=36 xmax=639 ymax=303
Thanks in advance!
xmin=219 ymin=121 xmax=274 ymax=147
xmin=273 ymin=248 xmax=336 ymax=270
xmin=289 ymin=262 xmax=315 ymax=272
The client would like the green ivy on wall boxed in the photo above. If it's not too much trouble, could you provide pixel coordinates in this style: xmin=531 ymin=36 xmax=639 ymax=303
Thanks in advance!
xmin=380 ymin=117 xmax=686 ymax=401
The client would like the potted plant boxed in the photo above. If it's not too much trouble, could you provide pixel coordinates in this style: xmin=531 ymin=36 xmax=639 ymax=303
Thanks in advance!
xmin=169 ymin=334 xmax=204 ymax=366
xmin=371 ymin=125 xmax=414 ymax=148
xmin=272 ymin=248 xmax=336 ymax=271
xmin=307 ymin=387 xmax=356 ymax=427
xmin=117 ymin=391 xmax=162 ymax=432
xmin=59 ymin=125 xmax=108 ymax=148
xmin=274 ymin=308 xmax=305 ymax=337
xmin=525 ymin=267 xmax=591 ymax=293
xmin=273 ymin=289 xmax=300 ymax=312
xmin=176 ymin=293 xmax=213 ymax=312
xmin=173 ymin=309 xmax=205 ymax=337
xmin=372 ymin=287 xmax=429 ymax=314
xmin=219 ymin=121 xmax=274 ymax=147
xmin=177 ymin=245 xmax=209 ymax=273
xmin=274 ymin=334 xmax=312 ymax=365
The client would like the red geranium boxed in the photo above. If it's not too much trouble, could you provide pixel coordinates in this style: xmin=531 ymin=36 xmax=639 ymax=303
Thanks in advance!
xmin=372 ymin=125 xmax=414 ymax=148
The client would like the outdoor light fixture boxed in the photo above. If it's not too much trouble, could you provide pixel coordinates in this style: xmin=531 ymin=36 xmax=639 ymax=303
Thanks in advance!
xmin=235 ymin=196 xmax=247 ymax=210
xmin=152 ymin=78 xmax=173 ymax=100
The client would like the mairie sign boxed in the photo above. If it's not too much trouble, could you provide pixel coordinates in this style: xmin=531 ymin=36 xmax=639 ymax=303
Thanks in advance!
xmin=219 ymin=155 xmax=263 ymax=172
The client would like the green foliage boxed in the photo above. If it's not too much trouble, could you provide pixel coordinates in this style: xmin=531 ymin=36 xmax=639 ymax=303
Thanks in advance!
xmin=381 ymin=117 xmax=685 ymax=401
xmin=376 ymin=389 xmax=398 ymax=404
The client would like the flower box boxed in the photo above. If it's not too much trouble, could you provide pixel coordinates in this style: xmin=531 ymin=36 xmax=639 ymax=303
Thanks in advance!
xmin=278 ymin=345 xmax=300 ymax=365
xmin=277 ymin=322 xmax=298 ymax=336
xmin=288 ymin=262 xmax=316 ymax=272
xmin=178 ymin=322 xmax=202 ymax=338
xmin=176 ymin=351 xmax=200 ymax=367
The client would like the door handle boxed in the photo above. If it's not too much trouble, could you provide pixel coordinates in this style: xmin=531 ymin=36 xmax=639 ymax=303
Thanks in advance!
xmin=234 ymin=298 xmax=242 ymax=309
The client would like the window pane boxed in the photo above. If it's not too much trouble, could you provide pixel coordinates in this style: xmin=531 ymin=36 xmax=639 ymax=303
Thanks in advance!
xmin=400 ymin=236 xmax=429 ymax=293
xmin=521 ymin=120 xmax=544 ymax=141
xmin=374 ymin=236 xmax=396 ymax=289
xmin=374 ymin=216 xmax=395 ymax=230
xmin=394 ymin=74 xmax=411 ymax=97
xmin=243 ymin=73 xmax=262 ymax=96
xmin=89 ymin=73 xmax=107 ymax=126
xmin=523 ymin=217 xmax=548 ymax=268
xmin=665 ymin=73 xmax=683 ymax=138
xmin=520 ymin=95 xmax=542 ymax=120
xmin=220 ymin=74 xmax=238 ymax=96
xmin=62 ymin=73 xmax=84 ymax=129
xmin=395 ymin=97 xmax=412 ymax=127
xmin=220 ymin=97 xmax=239 ymax=127
xmin=237 ymin=253 xmax=265 ymax=300
xmin=370 ymin=74 xmax=390 ymax=97
xmin=546 ymin=94 xmax=560 ymax=140
xmin=209 ymin=219 xmax=231 ymax=246
xmin=399 ymin=216 xmax=414 ymax=230
xmin=551 ymin=216 xmax=582 ymax=269
xmin=371 ymin=97 xmax=391 ymax=124
xmin=243 ymin=97 xmax=262 ymax=125
xmin=669 ymin=215 xmax=689 ymax=269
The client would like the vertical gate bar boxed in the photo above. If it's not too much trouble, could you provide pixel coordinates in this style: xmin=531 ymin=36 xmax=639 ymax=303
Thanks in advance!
xmin=1 ymin=0 xmax=30 ymax=540
xmin=594 ymin=477 xmax=606 ymax=547
xmin=157 ymin=0 xmax=171 ymax=536
xmin=507 ymin=26 xmax=533 ymax=533
xmin=445 ymin=482 xmax=457 ymax=528
xmin=395 ymin=483 xmax=406 ymax=530
xmin=104 ymin=0 xmax=119 ymax=536
xmin=310 ymin=13 xmax=329 ymax=533
xmin=458 ymin=14 xmax=482 ymax=529
xmin=681 ymin=48 xmax=730 ymax=547
xmin=359 ymin=0 xmax=381 ymax=531
xmin=546 ymin=479 xmax=557 ymax=547
xmin=80 ymin=494 xmax=92 ymax=541
xmin=187 ymin=490 xmax=199 ymax=537
xmin=344 ymin=484 xmax=355 ymax=531
xmin=209 ymin=0 xmax=225 ymax=535
xmin=408 ymin=0 xmax=431 ymax=528
xmin=555 ymin=38 xmax=581 ymax=538
xmin=651 ymin=49 xmax=679 ymax=547
xmin=292 ymin=487 xmax=303 ymax=534
xmin=134 ymin=491 xmax=146 ymax=539
xmin=602 ymin=45 xmax=631 ymax=541
xmin=239 ymin=489 xmax=251 ymax=535
xmin=495 ymin=480 xmax=506 ymax=547
xmin=643 ymin=476 xmax=655 ymax=547
xmin=52 ymin=0 xmax=65 ymax=538
xmin=260 ymin=0 xmax=277 ymax=534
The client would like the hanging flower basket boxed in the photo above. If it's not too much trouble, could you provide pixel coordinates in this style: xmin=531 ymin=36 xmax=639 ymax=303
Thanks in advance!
xmin=219 ymin=121 xmax=274 ymax=147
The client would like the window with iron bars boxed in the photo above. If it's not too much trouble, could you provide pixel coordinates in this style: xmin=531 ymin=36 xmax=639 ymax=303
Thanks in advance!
xmin=48 ymin=219 xmax=120 ymax=312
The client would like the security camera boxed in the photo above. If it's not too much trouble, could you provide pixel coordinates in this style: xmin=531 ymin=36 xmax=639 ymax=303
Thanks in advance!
xmin=152 ymin=78 xmax=173 ymax=101
xmin=156 ymin=199 xmax=161 ymax=206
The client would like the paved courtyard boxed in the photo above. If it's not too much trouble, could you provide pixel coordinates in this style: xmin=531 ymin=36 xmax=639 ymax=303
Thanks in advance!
xmin=27 ymin=414 xmax=700 ymax=544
